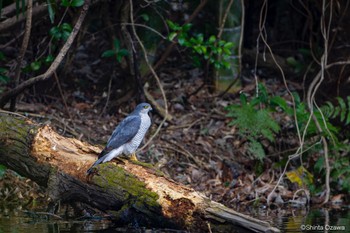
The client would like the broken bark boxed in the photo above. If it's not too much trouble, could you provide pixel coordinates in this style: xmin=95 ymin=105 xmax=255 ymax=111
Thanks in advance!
xmin=0 ymin=113 xmax=280 ymax=233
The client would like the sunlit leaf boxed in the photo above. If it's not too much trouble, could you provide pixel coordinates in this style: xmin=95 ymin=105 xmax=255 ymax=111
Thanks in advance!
xmin=168 ymin=32 xmax=177 ymax=41
xmin=209 ymin=35 xmax=216 ymax=44
xmin=286 ymin=166 xmax=314 ymax=187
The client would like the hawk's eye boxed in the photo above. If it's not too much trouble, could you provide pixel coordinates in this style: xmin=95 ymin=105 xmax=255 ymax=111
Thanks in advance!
xmin=144 ymin=105 xmax=149 ymax=109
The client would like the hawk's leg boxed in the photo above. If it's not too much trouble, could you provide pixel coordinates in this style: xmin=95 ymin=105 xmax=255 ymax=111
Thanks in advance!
xmin=130 ymin=153 xmax=138 ymax=161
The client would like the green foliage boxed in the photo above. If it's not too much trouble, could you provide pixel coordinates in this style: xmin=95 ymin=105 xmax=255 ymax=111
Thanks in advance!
xmin=49 ymin=23 xmax=72 ymax=41
xmin=22 ymin=55 xmax=54 ymax=73
xmin=226 ymin=84 xmax=280 ymax=160
xmin=61 ymin=0 xmax=85 ymax=7
xmin=167 ymin=20 xmax=234 ymax=69
xmin=47 ymin=0 xmax=58 ymax=23
xmin=102 ymin=39 xmax=129 ymax=63
xmin=321 ymin=97 xmax=350 ymax=126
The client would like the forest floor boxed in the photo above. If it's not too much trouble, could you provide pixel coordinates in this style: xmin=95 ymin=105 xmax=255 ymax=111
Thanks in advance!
xmin=1 ymin=62 xmax=316 ymax=215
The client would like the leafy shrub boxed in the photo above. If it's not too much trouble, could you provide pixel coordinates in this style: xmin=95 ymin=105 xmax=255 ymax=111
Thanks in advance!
xmin=227 ymin=83 xmax=350 ymax=192
xmin=167 ymin=20 xmax=234 ymax=69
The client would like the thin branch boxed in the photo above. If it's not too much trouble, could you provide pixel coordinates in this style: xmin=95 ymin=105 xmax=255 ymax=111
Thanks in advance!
xmin=0 ymin=0 xmax=91 ymax=108
xmin=10 ymin=0 xmax=33 ymax=111
xmin=53 ymin=72 xmax=72 ymax=120
xmin=128 ymin=0 xmax=167 ymax=151
xmin=217 ymin=0 xmax=234 ymax=39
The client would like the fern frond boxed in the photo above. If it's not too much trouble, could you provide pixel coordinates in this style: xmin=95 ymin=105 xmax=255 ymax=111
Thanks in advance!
xmin=320 ymin=96 xmax=350 ymax=125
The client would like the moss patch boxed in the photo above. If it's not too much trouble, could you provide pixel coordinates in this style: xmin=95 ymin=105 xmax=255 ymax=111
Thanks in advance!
xmin=91 ymin=163 xmax=160 ymax=211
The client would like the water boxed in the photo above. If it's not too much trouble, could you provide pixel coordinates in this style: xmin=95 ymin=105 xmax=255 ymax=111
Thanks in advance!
xmin=0 ymin=207 xmax=350 ymax=232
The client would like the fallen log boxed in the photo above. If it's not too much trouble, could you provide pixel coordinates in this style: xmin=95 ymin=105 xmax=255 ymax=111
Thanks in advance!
xmin=0 ymin=112 xmax=280 ymax=232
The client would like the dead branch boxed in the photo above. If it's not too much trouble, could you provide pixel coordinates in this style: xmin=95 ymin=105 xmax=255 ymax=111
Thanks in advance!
xmin=0 ymin=0 xmax=91 ymax=108
xmin=10 ymin=0 xmax=33 ymax=111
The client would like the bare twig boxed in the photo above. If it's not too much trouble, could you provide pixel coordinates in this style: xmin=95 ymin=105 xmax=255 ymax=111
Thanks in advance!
xmin=0 ymin=3 xmax=47 ymax=33
xmin=304 ymin=0 xmax=333 ymax=205
xmin=217 ymin=0 xmax=234 ymax=39
xmin=99 ymin=74 xmax=113 ymax=118
xmin=128 ymin=0 xmax=168 ymax=151
xmin=10 ymin=0 xmax=33 ymax=111
xmin=0 ymin=0 xmax=91 ymax=108
xmin=53 ymin=72 xmax=72 ymax=120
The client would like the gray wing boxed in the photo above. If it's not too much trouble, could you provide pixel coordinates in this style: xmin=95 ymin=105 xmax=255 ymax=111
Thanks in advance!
xmin=98 ymin=115 xmax=141 ymax=159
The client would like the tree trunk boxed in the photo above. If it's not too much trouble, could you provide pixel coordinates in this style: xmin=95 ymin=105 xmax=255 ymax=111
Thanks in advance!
xmin=0 ymin=113 xmax=279 ymax=233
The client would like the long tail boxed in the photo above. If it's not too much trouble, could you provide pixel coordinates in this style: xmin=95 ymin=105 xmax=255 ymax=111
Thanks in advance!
xmin=86 ymin=156 xmax=107 ymax=175
xmin=86 ymin=148 xmax=122 ymax=175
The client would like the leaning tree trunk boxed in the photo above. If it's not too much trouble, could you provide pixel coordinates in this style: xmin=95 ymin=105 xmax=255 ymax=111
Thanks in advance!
xmin=0 ymin=113 xmax=279 ymax=233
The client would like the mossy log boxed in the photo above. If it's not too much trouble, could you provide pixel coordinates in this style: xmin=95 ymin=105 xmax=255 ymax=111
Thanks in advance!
xmin=0 ymin=113 xmax=279 ymax=233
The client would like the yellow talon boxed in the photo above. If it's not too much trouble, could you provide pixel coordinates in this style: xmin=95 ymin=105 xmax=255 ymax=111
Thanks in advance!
xmin=130 ymin=153 xmax=138 ymax=161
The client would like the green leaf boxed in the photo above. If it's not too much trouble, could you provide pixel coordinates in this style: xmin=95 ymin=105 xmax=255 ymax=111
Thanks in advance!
xmin=224 ymin=42 xmax=234 ymax=49
xmin=101 ymin=50 xmax=116 ymax=58
xmin=61 ymin=23 xmax=72 ymax=32
xmin=61 ymin=0 xmax=70 ymax=7
xmin=337 ymin=97 xmax=346 ymax=122
xmin=44 ymin=54 xmax=54 ymax=64
xmin=270 ymin=96 xmax=288 ymax=111
xmin=49 ymin=26 xmax=61 ymax=40
xmin=71 ymin=0 xmax=84 ymax=7
xmin=168 ymin=32 xmax=177 ymax=41
xmin=346 ymin=96 xmax=350 ymax=125
xmin=47 ymin=0 xmax=56 ymax=23
xmin=178 ymin=36 xmax=186 ymax=46
xmin=182 ymin=23 xmax=192 ymax=32
xmin=0 ymin=164 xmax=6 ymax=178
xmin=286 ymin=57 xmax=298 ymax=66
xmin=196 ymin=33 xmax=204 ymax=43
xmin=166 ymin=20 xmax=178 ymax=30
xmin=239 ymin=93 xmax=247 ymax=105
xmin=140 ymin=14 xmax=149 ymax=21
xmin=223 ymin=47 xmax=231 ymax=55
xmin=30 ymin=61 xmax=41 ymax=71
xmin=208 ymin=35 xmax=216 ymax=44
xmin=62 ymin=31 xmax=71 ymax=41
xmin=118 ymin=49 xmax=129 ymax=57
xmin=222 ymin=61 xmax=231 ymax=69
xmin=193 ymin=45 xmax=202 ymax=54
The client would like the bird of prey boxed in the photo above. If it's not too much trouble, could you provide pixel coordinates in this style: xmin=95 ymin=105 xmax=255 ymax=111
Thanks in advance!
xmin=87 ymin=103 xmax=152 ymax=174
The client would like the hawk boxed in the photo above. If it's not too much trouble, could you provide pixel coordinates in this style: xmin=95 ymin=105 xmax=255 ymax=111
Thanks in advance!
xmin=87 ymin=103 xmax=152 ymax=174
